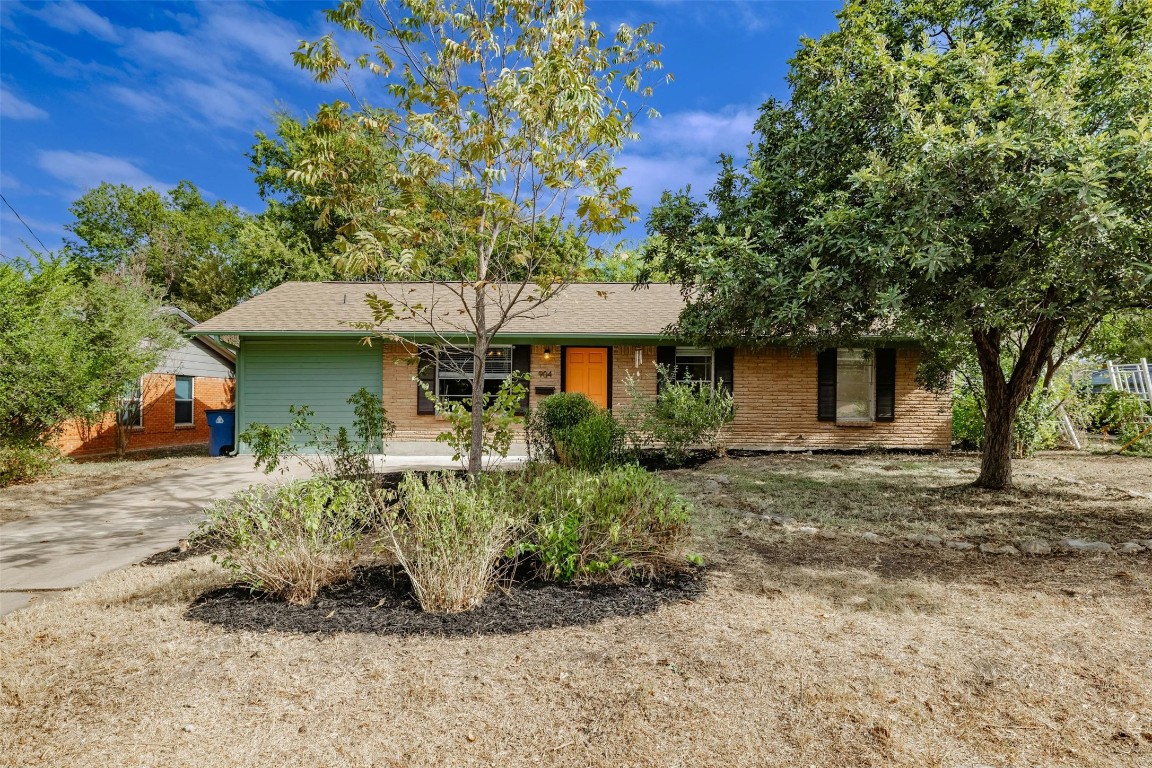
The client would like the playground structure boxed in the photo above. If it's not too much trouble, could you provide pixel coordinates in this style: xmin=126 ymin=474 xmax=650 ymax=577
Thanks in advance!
xmin=1107 ymin=358 xmax=1152 ymax=405
xmin=1106 ymin=358 xmax=1152 ymax=452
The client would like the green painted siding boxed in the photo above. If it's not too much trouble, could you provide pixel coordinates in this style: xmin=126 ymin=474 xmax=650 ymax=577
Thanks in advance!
xmin=237 ymin=339 xmax=383 ymax=453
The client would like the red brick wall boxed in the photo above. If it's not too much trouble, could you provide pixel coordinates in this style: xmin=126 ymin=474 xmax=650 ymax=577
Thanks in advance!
xmin=55 ymin=374 xmax=235 ymax=457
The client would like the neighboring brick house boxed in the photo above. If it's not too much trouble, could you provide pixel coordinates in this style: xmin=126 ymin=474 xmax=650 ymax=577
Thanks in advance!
xmin=188 ymin=282 xmax=951 ymax=454
xmin=55 ymin=309 xmax=236 ymax=457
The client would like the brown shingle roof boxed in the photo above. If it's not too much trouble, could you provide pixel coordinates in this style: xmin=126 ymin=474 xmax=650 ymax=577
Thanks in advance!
xmin=190 ymin=281 xmax=686 ymax=340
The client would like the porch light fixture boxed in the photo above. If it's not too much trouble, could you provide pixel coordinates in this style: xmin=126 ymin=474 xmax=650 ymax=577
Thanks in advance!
xmin=543 ymin=347 xmax=553 ymax=360
xmin=634 ymin=348 xmax=643 ymax=367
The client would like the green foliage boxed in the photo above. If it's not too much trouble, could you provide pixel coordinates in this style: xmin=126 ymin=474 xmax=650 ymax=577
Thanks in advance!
xmin=642 ymin=0 xmax=1152 ymax=487
xmin=556 ymin=410 xmax=624 ymax=471
xmin=239 ymin=388 xmax=395 ymax=479
xmin=0 ymin=257 xmax=178 ymax=461
xmin=525 ymin=392 xmax=599 ymax=463
xmin=509 ymin=465 xmax=694 ymax=584
xmin=619 ymin=367 xmax=736 ymax=466
xmin=293 ymin=0 xmax=665 ymax=472
xmin=1086 ymin=389 xmax=1152 ymax=453
xmin=422 ymin=375 xmax=528 ymax=467
xmin=0 ymin=445 xmax=58 ymax=487
xmin=65 ymin=181 xmax=331 ymax=320
xmin=382 ymin=472 xmax=515 ymax=614
xmin=204 ymin=477 xmax=375 ymax=604
xmin=950 ymin=386 xmax=986 ymax=451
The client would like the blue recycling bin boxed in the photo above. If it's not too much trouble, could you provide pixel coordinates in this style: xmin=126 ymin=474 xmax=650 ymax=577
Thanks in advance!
xmin=205 ymin=409 xmax=236 ymax=457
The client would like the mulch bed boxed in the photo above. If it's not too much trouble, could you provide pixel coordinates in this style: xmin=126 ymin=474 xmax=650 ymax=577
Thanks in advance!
xmin=186 ymin=565 xmax=706 ymax=637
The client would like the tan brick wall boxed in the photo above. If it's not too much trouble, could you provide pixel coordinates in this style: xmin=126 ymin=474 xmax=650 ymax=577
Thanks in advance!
xmin=381 ymin=343 xmax=654 ymax=440
xmin=55 ymin=374 xmax=235 ymax=457
xmin=726 ymin=348 xmax=951 ymax=451
xmin=379 ymin=343 xmax=951 ymax=451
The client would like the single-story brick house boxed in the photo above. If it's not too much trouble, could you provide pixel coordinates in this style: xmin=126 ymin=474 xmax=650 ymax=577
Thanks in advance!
xmin=188 ymin=282 xmax=951 ymax=454
xmin=55 ymin=308 xmax=236 ymax=457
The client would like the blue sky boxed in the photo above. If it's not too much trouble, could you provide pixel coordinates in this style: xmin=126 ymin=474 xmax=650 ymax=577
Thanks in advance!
xmin=0 ymin=0 xmax=842 ymax=261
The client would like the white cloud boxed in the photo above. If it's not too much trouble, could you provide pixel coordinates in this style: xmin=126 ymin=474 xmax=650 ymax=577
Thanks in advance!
xmin=617 ymin=105 xmax=758 ymax=215
xmin=36 ymin=150 xmax=168 ymax=193
xmin=33 ymin=1 xmax=121 ymax=43
xmin=0 ymin=82 xmax=48 ymax=120
xmin=638 ymin=107 xmax=757 ymax=157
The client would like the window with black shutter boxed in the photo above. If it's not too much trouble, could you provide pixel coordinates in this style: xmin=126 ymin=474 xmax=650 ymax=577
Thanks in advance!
xmin=655 ymin=346 xmax=676 ymax=393
xmin=818 ymin=347 xmax=897 ymax=422
xmin=714 ymin=348 xmax=734 ymax=395
xmin=511 ymin=345 xmax=530 ymax=415
xmin=416 ymin=346 xmax=437 ymax=414
xmin=875 ymin=348 xmax=897 ymax=421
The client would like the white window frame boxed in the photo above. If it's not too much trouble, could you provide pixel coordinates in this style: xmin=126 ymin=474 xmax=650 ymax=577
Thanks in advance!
xmin=674 ymin=347 xmax=715 ymax=389
xmin=436 ymin=345 xmax=514 ymax=400
xmin=174 ymin=375 xmax=195 ymax=427
xmin=836 ymin=348 xmax=875 ymax=422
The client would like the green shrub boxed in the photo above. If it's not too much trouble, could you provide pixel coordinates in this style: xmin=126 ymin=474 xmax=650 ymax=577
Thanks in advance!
xmin=382 ymin=472 xmax=516 ymax=614
xmin=0 ymin=444 xmax=57 ymax=487
xmin=951 ymin=388 xmax=985 ymax=450
xmin=510 ymin=464 xmax=694 ymax=584
xmin=556 ymin=409 xmax=623 ymax=470
xmin=619 ymin=368 xmax=736 ymax=466
xmin=425 ymin=374 xmax=527 ymax=467
xmin=240 ymin=387 xmax=394 ymax=480
xmin=526 ymin=391 xmax=600 ymax=463
xmin=204 ymin=477 xmax=375 ymax=604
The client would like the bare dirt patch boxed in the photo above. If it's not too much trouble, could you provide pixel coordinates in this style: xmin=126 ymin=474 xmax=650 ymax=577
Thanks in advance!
xmin=0 ymin=449 xmax=216 ymax=524
xmin=1 ymin=452 xmax=1149 ymax=768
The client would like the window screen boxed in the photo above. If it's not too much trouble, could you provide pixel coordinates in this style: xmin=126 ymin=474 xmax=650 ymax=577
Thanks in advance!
xmin=437 ymin=346 xmax=514 ymax=401
xmin=836 ymin=349 xmax=874 ymax=421
xmin=175 ymin=376 xmax=194 ymax=426
xmin=673 ymin=347 xmax=714 ymax=387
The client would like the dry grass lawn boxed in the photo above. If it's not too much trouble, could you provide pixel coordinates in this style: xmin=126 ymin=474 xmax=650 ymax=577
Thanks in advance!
xmin=0 ymin=449 xmax=216 ymax=524
xmin=1 ymin=453 xmax=1150 ymax=767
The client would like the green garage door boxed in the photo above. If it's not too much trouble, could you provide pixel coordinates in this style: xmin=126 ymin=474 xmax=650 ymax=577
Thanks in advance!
xmin=237 ymin=339 xmax=383 ymax=453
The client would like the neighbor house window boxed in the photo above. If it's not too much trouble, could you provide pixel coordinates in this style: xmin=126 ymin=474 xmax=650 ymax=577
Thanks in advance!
xmin=673 ymin=347 xmax=714 ymax=388
xmin=836 ymin=349 xmax=874 ymax=421
xmin=436 ymin=346 xmax=513 ymax=401
xmin=118 ymin=380 xmax=143 ymax=428
xmin=175 ymin=376 xmax=194 ymax=426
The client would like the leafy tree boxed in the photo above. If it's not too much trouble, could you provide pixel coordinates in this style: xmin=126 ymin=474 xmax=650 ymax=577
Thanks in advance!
xmin=249 ymin=105 xmax=402 ymax=261
xmin=643 ymin=0 xmax=1152 ymax=489
xmin=65 ymin=182 xmax=331 ymax=320
xmin=293 ymin=0 xmax=665 ymax=473
xmin=0 ymin=257 xmax=180 ymax=456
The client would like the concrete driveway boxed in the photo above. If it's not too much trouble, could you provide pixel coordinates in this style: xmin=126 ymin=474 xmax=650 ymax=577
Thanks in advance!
xmin=0 ymin=454 xmax=524 ymax=617
xmin=0 ymin=457 xmax=299 ymax=616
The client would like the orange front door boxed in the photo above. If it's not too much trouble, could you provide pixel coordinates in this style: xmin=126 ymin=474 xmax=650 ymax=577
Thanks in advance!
xmin=565 ymin=347 xmax=609 ymax=408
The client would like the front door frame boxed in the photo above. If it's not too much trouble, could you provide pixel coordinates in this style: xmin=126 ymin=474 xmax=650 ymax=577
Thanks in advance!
xmin=560 ymin=345 xmax=613 ymax=410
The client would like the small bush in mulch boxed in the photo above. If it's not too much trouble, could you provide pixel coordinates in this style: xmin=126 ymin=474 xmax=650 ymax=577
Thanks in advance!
xmin=185 ymin=564 xmax=705 ymax=637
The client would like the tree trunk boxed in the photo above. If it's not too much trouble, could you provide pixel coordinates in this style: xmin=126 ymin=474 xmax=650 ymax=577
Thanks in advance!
xmin=467 ymin=287 xmax=488 ymax=476
xmin=971 ymin=317 xmax=1063 ymax=490
xmin=977 ymin=385 xmax=1016 ymax=489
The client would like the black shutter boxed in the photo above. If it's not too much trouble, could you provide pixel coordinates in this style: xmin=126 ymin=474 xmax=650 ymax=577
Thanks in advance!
xmin=817 ymin=348 xmax=837 ymax=422
xmin=714 ymin=348 xmax=734 ymax=395
xmin=512 ymin=345 xmax=531 ymax=416
xmin=416 ymin=346 xmax=437 ymax=414
xmin=656 ymin=346 xmax=676 ymax=394
xmin=875 ymin=348 xmax=896 ymax=422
